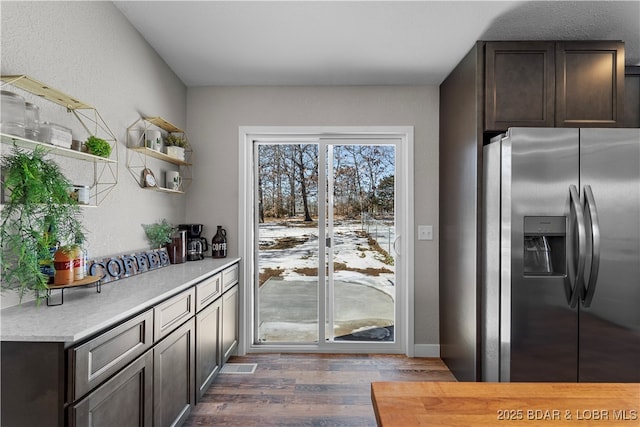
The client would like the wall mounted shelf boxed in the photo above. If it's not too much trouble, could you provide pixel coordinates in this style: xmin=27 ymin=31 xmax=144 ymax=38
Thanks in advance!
xmin=129 ymin=146 xmax=192 ymax=166
xmin=147 ymin=186 xmax=186 ymax=195
xmin=1 ymin=75 xmax=118 ymax=206
xmin=0 ymin=133 xmax=117 ymax=164
xmin=126 ymin=116 xmax=192 ymax=193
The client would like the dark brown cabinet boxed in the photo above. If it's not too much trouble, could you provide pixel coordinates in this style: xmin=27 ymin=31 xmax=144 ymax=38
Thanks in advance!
xmin=154 ymin=288 xmax=195 ymax=341
xmin=222 ymin=263 xmax=239 ymax=292
xmin=1 ymin=261 xmax=240 ymax=427
xmin=485 ymin=41 xmax=625 ymax=131
xmin=556 ymin=41 xmax=625 ymax=127
xmin=440 ymin=40 xmax=627 ymax=382
xmin=194 ymin=271 xmax=223 ymax=401
xmin=195 ymin=299 xmax=222 ymax=401
xmin=222 ymin=284 xmax=239 ymax=363
xmin=70 ymin=310 xmax=154 ymax=402
xmin=1 ymin=342 xmax=65 ymax=427
xmin=195 ymin=272 xmax=222 ymax=313
xmin=624 ymin=66 xmax=640 ymax=127
xmin=153 ymin=318 xmax=196 ymax=427
xmin=70 ymin=351 xmax=153 ymax=427
xmin=485 ymin=42 xmax=556 ymax=130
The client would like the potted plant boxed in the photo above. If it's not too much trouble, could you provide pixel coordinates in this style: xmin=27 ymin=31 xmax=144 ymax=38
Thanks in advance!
xmin=0 ymin=147 xmax=85 ymax=303
xmin=164 ymin=134 xmax=187 ymax=161
xmin=85 ymin=135 xmax=112 ymax=158
xmin=142 ymin=219 xmax=175 ymax=249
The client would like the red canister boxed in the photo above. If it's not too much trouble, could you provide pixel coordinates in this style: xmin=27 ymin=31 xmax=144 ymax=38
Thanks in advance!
xmin=54 ymin=248 xmax=74 ymax=285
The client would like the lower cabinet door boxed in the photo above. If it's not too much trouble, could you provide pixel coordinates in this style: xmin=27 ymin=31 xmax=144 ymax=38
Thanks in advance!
xmin=196 ymin=299 xmax=222 ymax=401
xmin=70 ymin=310 xmax=153 ymax=401
xmin=222 ymin=285 xmax=239 ymax=362
xmin=154 ymin=318 xmax=195 ymax=427
xmin=70 ymin=350 xmax=153 ymax=427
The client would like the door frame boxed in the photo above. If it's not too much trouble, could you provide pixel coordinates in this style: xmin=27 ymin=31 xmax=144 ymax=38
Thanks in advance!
xmin=239 ymin=126 xmax=414 ymax=356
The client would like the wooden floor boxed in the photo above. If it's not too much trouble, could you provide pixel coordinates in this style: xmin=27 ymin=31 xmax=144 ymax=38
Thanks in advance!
xmin=184 ymin=353 xmax=456 ymax=427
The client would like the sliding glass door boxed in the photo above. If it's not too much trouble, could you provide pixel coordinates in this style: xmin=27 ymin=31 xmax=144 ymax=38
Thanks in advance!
xmin=326 ymin=144 xmax=396 ymax=343
xmin=253 ymin=136 xmax=401 ymax=350
xmin=255 ymin=143 xmax=320 ymax=343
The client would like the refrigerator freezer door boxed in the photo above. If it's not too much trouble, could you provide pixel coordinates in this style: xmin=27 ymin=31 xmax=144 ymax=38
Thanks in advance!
xmin=482 ymin=140 xmax=502 ymax=382
xmin=579 ymin=128 xmax=640 ymax=382
xmin=503 ymin=127 xmax=580 ymax=382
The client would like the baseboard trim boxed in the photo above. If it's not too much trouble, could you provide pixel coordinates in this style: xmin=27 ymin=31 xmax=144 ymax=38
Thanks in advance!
xmin=413 ymin=344 xmax=440 ymax=358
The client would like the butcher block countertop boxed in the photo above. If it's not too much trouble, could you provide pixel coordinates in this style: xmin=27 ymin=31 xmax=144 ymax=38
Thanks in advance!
xmin=371 ymin=382 xmax=640 ymax=426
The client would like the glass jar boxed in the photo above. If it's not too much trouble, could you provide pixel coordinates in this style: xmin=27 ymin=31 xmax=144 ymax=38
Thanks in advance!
xmin=24 ymin=102 xmax=40 ymax=141
xmin=39 ymin=121 xmax=72 ymax=148
xmin=0 ymin=90 xmax=26 ymax=137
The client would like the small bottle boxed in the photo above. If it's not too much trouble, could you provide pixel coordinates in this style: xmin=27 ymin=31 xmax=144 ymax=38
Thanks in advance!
xmin=73 ymin=246 xmax=85 ymax=281
xmin=39 ymin=247 xmax=57 ymax=285
xmin=211 ymin=226 xmax=227 ymax=258
xmin=83 ymin=248 xmax=89 ymax=276
xmin=40 ymin=225 xmax=58 ymax=284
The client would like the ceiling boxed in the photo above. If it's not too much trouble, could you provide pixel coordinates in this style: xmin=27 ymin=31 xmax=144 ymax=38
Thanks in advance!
xmin=114 ymin=1 xmax=640 ymax=87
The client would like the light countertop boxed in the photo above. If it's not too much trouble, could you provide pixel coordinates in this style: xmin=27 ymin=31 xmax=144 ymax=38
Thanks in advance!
xmin=0 ymin=257 xmax=240 ymax=344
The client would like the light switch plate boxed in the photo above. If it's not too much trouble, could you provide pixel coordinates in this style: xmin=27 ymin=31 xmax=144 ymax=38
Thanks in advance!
xmin=418 ymin=225 xmax=433 ymax=241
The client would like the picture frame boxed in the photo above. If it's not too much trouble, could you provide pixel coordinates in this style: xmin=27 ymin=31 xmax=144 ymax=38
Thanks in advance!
xmin=142 ymin=168 xmax=157 ymax=187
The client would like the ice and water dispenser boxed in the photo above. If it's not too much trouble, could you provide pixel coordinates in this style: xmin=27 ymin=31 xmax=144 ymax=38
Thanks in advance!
xmin=523 ymin=216 xmax=566 ymax=276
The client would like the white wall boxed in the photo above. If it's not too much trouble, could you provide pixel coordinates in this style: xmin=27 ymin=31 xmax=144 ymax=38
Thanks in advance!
xmin=186 ymin=86 xmax=440 ymax=347
xmin=1 ymin=1 xmax=187 ymax=307
xmin=1 ymin=2 xmax=442 ymax=347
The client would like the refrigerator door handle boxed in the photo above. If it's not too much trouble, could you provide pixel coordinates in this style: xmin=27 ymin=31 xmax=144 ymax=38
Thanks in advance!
xmin=568 ymin=185 xmax=586 ymax=308
xmin=582 ymin=185 xmax=601 ymax=307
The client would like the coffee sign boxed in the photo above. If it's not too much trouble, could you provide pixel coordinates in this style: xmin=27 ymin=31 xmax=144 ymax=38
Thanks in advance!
xmin=87 ymin=248 xmax=170 ymax=284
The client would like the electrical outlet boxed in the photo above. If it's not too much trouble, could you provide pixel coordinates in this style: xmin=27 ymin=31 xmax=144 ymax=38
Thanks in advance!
xmin=418 ymin=225 xmax=433 ymax=241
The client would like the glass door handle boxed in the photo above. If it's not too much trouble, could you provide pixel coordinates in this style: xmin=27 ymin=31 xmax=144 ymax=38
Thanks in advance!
xmin=582 ymin=185 xmax=601 ymax=308
xmin=568 ymin=185 xmax=586 ymax=308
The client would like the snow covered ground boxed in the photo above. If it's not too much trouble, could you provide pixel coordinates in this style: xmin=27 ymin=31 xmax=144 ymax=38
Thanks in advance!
xmin=258 ymin=218 xmax=395 ymax=292
xmin=257 ymin=218 xmax=396 ymax=342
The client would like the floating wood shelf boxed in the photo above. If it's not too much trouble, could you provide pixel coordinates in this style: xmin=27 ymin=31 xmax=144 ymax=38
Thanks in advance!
xmin=1 ymin=133 xmax=116 ymax=164
xmin=144 ymin=117 xmax=184 ymax=133
xmin=1 ymin=75 xmax=93 ymax=110
xmin=129 ymin=146 xmax=191 ymax=166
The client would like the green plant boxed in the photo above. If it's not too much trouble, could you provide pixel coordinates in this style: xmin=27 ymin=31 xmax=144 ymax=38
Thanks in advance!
xmin=85 ymin=135 xmax=112 ymax=158
xmin=164 ymin=134 xmax=187 ymax=148
xmin=142 ymin=219 xmax=175 ymax=249
xmin=0 ymin=147 xmax=85 ymax=303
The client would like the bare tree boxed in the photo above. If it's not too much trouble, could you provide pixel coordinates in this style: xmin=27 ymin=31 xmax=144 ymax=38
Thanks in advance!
xmin=287 ymin=147 xmax=296 ymax=216
xmin=259 ymin=143 xmax=396 ymax=221
xmin=294 ymin=144 xmax=313 ymax=221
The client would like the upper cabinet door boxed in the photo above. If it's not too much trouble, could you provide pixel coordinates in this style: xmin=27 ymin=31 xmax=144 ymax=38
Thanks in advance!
xmin=485 ymin=42 xmax=556 ymax=131
xmin=556 ymin=41 xmax=624 ymax=127
xmin=623 ymin=67 xmax=640 ymax=128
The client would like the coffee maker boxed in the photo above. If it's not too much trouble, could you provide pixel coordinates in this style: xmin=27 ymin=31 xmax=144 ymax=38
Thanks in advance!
xmin=178 ymin=224 xmax=209 ymax=261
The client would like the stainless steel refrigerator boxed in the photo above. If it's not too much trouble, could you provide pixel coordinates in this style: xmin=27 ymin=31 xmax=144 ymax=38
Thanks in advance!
xmin=482 ymin=127 xmax=640 ymax=382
